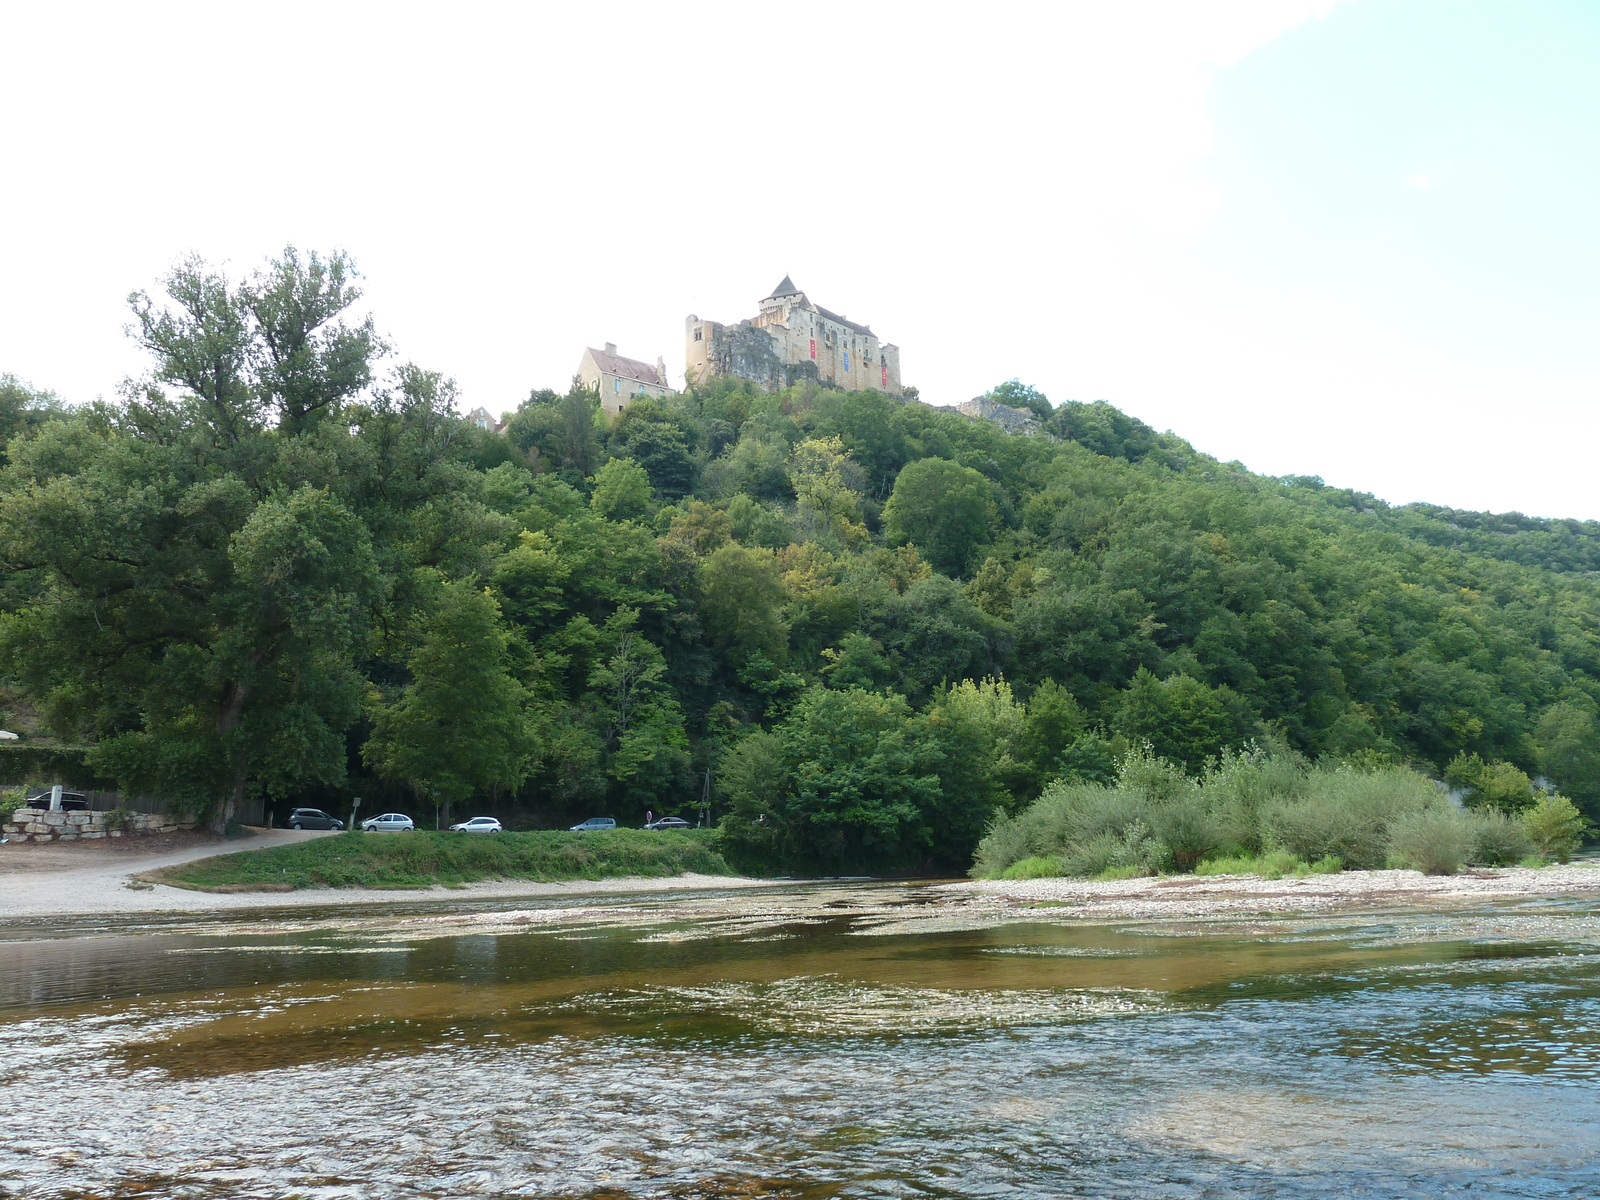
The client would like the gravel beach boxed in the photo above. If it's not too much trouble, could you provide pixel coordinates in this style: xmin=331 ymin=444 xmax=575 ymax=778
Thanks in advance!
xmin=943 ymin=862 xmax=1600 ymax=918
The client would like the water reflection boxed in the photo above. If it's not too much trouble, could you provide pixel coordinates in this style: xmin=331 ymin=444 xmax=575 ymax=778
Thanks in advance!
xmin=3 ymin=883 xmax=1600 ymax=1197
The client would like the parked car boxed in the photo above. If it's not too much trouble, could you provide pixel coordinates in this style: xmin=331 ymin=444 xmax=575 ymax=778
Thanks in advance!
xmin=287 ymin=808 xmax=344 ymax=830
xmin=644 ymin=817 xmax=692 ymax=830
xmin=450 ymin=816 xmax=503 ymax=833
xmin=569 ymin=817 xmax=617 ymax=832
xmin=24 ymin=790 xmax=89 ymax=812
xmin=360 ymin=813 xmax=415 ymax=832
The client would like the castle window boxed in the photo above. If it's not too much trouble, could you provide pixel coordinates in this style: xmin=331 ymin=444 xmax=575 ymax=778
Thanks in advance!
xmin=693 ymin=328 xmax=702 ymax=341
xmin=613 ymin=378 xmax=621 ymax=393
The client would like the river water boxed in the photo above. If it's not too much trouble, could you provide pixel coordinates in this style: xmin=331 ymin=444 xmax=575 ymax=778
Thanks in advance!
xmin=3 ymin=881 xmax=1600 ymax=1198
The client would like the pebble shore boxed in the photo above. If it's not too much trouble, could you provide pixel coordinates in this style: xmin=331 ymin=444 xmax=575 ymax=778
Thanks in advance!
xmin=943 ymin=862 xmax=1600 ymax=919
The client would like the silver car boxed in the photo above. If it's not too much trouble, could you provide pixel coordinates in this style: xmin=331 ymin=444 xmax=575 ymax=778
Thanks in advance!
xmin=360 ymin=812 xmax=415 ymax=832
xmin=449 ymin=816 xmax=503 ymax=833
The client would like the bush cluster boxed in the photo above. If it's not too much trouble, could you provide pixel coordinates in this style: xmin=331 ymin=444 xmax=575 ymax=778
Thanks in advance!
xmin=972 ymin=745 xmax=1591 ymax=880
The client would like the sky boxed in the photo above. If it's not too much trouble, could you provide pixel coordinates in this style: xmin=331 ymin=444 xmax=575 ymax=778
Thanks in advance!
xmin=1 ymin=1 xmax=1596 ymax=518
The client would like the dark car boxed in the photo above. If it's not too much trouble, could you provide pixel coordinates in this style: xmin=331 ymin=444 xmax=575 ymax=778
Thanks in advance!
xmin=287 ymin=807 xmax=344 ymax=830
xmin=25 ymin=790 xmax=89 ymax=812
xmin=644 ymin=817 xmax=692 ymax=830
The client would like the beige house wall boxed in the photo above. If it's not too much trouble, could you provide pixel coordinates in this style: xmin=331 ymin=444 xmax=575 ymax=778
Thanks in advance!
xmin=578 ymin=345 xmax=675 ymax=417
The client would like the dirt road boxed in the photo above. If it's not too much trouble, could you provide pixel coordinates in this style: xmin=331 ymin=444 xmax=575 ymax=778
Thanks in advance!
xmin=0 ymin=828 xmax=336 ymax=917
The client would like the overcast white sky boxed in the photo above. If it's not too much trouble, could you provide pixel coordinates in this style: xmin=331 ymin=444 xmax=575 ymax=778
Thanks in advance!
xmin=2 ymin=1 xmax=1596 ymax=518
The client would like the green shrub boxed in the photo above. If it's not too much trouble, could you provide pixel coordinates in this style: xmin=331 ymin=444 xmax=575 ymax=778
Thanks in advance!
xmin=1195 ymin=849 xmax=1307 ymax=880
xmin=1263 ymin=768 xmax=1439 ymax=870
xmin=1387 ymin=807 xmax=1474 ymax=875
xmin=1522 ymin=794 xmax=1590 ymax=863
xmin=973 ymin=748 xmax=1456 ymax=881
xmin=1059 ymin=819 xmax=1165 ymax=878
xmin=996 ymin=855 xmax=1065 ymax=880
xmin=1465 ymin=808 xmax=1534 ymax=866
xmin=1202 ymin=745 xmax=1308 ymax=855
xmin=1094 ymin=864 xmax=1145 ymax=881
xmin=1301 ymin=855 xmax=1343 ymax=876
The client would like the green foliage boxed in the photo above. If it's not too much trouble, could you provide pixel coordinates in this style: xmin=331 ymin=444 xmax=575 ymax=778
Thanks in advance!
xmin=1196 ymin=850 xmax=1340 ymax=879
xmin=7 ymin=250 xmax=1600 ymax=869
xmin=0 ymin=375 xmax=66 ymax=465
xmin=989 ymin=380 xmax=1052 ymax=421
xmin=589 ymin=458 xmax=654 ymax=522
xmin=995 ymin=854 xmax=1065 ymax=880
xmin=1536 ymin=703 xmax=1600 ymax=812
xmin=1445 ymin=752 xmax=1537 ymax=813
xmin=719 ymin=685 xmax=947 ymax=873
xmin=362 ymin=580 xmax=535 ymax=813
xmin=0 ymin=745 xmax=112 ymax=788
xmin=973 ymin=750 xmax=1450 ymax=879
xmin=1113 ymin=669 xmax=1259 ymax=773
xmin=698 ymin=545 xmax=789 ymax=666
xmin=1386 ymin=807 xmax=1475 ymax=875
xmin=881 ymin=457 xmax=995 ymax=576
xmin=150 ymin=828 xmax=731 ymax=889
xmin=1466 ymin=808 xmax=1535 ymax=866
xmin=1522 ymin=793 xmax=1590 ymax=863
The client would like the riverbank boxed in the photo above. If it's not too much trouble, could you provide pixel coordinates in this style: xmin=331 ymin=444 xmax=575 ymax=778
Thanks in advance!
xmin=945 ymin=861 xmax=1600 ymax=918
xmin=144 ymin=828 xmax=733 ymax=891
xmin=0 ymin=829 xmax=771 ymax=918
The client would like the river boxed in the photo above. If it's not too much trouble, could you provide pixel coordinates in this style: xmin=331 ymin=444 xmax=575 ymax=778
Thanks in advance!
xmin=2 ymin=880 xmax=1599 ymax=1197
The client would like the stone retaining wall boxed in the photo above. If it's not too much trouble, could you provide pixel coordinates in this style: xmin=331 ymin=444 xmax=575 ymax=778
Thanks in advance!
xmin=1 ymin=806 xmax=196 ymax=843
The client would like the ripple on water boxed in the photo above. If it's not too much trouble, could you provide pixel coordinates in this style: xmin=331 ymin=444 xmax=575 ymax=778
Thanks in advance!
xmin=7 ymin=889 xmax=1600 ymax=1198
xmin=554 ymin=975 xmax=1173 ymax=1035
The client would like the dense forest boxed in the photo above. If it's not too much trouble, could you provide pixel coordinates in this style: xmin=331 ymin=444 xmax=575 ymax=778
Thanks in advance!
xmin=3 ymin=249 xmax=1600 ymax=872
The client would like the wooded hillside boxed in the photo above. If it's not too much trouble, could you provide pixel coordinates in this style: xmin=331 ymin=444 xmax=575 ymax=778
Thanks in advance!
xmin=3 ymin=249 xmax=1598 ymax=870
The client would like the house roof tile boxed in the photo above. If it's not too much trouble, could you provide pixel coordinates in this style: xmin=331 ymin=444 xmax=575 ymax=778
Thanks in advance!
xmin=587 ymin=348 xmax=665 ymax=386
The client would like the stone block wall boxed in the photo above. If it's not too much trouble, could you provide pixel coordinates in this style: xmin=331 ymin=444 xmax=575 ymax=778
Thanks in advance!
xmin=1 ymin=807 xmax=196 ymax=843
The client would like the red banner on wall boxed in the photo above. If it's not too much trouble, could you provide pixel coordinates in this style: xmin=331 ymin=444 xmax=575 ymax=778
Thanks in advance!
xmin=881 ymin=366 xmax=888 ymax=387
xmin=810 ymin=339 xmax=816 ymax=360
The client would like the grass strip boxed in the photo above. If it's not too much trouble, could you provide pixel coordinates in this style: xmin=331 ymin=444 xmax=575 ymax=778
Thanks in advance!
xmin=146 ymin=828 xmax=736 ymax=891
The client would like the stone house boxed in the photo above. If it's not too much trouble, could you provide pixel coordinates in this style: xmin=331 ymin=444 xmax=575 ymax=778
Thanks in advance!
xmin=579 ymin=344 xmax=676 ymax=416
xmin=686 ymin=277 xmax=903 ymax=396
xmin=465 ymin=406 xmax=507 ymax=434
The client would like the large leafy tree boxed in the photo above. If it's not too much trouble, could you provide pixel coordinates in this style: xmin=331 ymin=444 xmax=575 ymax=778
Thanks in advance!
xmin=882 ymin=457 xmax=995 ymax=577
xmin=363 ymin=580 xmax=535 ymax=825
xmin=0 ymin=249 xmax=470 ymax=830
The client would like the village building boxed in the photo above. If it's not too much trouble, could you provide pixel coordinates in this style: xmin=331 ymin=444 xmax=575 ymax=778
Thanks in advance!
xmin=686 ymin=277 xmax=903 ymax=395
xmin=464 ymin=406 xmax=506 ymax=434
xmin=579 ymin=344 xmax=676 ymax=415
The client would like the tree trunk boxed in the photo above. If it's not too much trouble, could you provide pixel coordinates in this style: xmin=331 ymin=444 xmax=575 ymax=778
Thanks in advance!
xmin=209 ymin=772 xmax=245 ymax=836
xmin=211 ymin=679 xmax=250 ymax=835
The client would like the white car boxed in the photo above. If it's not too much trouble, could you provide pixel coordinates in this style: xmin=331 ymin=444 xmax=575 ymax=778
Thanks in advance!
xmin=449 ymin=816 xmax=503 ymax=833
xmin=360 ymin=813 xmax=415 ymax=832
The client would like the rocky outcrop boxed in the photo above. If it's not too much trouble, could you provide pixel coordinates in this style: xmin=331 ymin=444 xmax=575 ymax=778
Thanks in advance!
xmin=1 ymin=807 xmax=195 ymax=843
xmin=923 ymin=396 xmax=1042 ymax=436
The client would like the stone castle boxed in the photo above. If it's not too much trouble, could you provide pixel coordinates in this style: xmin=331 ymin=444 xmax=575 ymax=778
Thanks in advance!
xmin=686 ymin=277 xmax=903 ymax=396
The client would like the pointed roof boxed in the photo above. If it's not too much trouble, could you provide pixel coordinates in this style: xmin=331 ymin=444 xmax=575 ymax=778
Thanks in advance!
xmin=764 ymin=274 xmax=801 ymax=301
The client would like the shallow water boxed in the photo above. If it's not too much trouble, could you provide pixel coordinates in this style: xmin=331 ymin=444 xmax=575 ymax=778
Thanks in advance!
xmin=4 ymin=882 xmax=1600 ymax=1198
